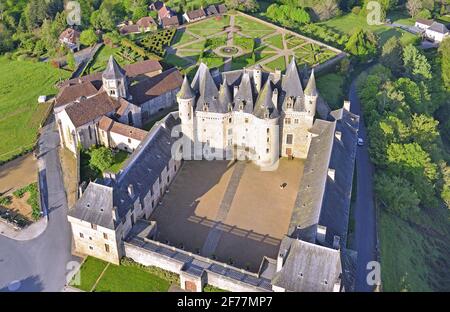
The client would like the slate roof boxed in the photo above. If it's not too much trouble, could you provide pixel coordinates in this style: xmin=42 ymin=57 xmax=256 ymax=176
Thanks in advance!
xmin=113 ymin=113 xmax=180 ymax=219
xmin=103 ymin=56 xmax=126 ymax=80
xmin=288 ymin=119 xmax=336 ymax=242
xmin=319 ymin=108 xmax=359 ymax=248
xmin=69 ymin=182 xmax=116 ymax=229
xmin=272 ymin=237 xmax=342 ymax=292
xmin=177 ymin=75 xmax=195 ymax=100
xmin=253 ymin=79 xmax=279 ymax=119
xmin=187 ymin=60 xmax=315 ymax=117
xmin=304 ymin=69 xmax=318 ymax=97
xmin=416 ymin=18 xmax=434 ymax=26
xmin=71 ymin=113 xmax=180 ymax=228
xmin=119 ymin=24 xmax=140 ymax=35
xmin=55 ymin=81 xmax=98 ymax=108
xmin=129 ymin=68 xmax=183 ymax=105
xmin=428 ymin=21 xmax=449 ymax=34
xmin=217 ymin=4 xmax=227 ymax=14
xmin=205 ymin=5 xmax=218 ymax=16
xmin=65 ymin=92 xmax=121 ymax=127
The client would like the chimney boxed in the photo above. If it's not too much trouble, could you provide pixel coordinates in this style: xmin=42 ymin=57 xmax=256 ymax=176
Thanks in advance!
xmin=277 ymin=249 xmax=288 ymax=272
xmin=335 ymin=131 xmax=342 ymax=141
xmin=233 ymin=85 xmax=239 ymax=98
xmin=328 ymin=168 xmax=336 ymax=181
xmin=316 ymin=225 xmax=327 ymax=244
xmin=112 ymin=206 xmax=119 ymax=222
xmin=272 ymin=88 xmax=278 ymax=107
xmin=333 ymin=235 xmax=341 ymax=250
xmin=128 ymin=184 xmax=134 ymax=198
xmin=343 ymin=101 xmax=351 ymax=111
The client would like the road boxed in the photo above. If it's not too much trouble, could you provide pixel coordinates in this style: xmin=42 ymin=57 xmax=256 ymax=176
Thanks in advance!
xmin=349 ymin=78 xmax=377 ymax=292
xmin=0 ymin=119 xmax=76 ymax=292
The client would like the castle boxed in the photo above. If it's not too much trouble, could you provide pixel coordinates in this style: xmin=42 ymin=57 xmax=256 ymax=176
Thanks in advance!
xmin=177 ymin=59 xmax=318 ymax=166
xmin=65 ymin=58 xmax=360 ymax=292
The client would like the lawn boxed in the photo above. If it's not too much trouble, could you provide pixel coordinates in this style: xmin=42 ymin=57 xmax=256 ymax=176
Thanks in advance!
xmin=172 ymin=29 xmax=198 ymax=47
xmin=84 ymin=44 xmax=124 ymax=74
xmin=71 ymin=256 xmax=175 ymax=292
xmin=187 ymin=15 xmax=230 ymax=37
xmin=264 ymin=34 xmax=284 ymax=49
xmin=234 ymin=15 xmax=276 ymax=38
xmin=319 ymin=13 xmax=418 ymax=46
xmin=70 ymin=256 xmax=108 ymax=292
xmin=0 ymin=57 xmax=70 ymax=163
xmin=95 ymin=262 xmax=171 ymax=292
xmin=264 ymin=56 xmax=286 ymax=72
xmin=316 ymin=73 xmax=346 ymax=110
xmin=380 ymin=207 xmax=450 ymax=291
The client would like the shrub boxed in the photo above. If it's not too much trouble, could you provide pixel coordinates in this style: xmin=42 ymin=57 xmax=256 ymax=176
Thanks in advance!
xmin=0 ymin=196 xmax=12 ymax=206
xmin=352 ymin=6 xmax=361 ymax=15
xmin=121 ymin=257 xmax=180 ymax=285
xmin=89 ymin=147 xmax=114 ymax=172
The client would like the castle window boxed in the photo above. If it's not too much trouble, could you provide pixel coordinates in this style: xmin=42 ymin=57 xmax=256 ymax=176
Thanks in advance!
xmin=285 ymin=118 xmax=291 ymax=125
xmin=105 ymin=244 xmax=110 ymax=253
xmin=79 ymin=233 xmax=84 ymax=238
xmin=267 ymin=137 xmax=270 ymax=143
xmin=103 ymin=233 xmax=108 ymax=240
xmin=286 ymin=134 xmax=293 ymax=145
xmin=88 ymin=126 xmax=92 ymax=140
xmin=91 ymin=223 xmax=97 ymax=230
xmin=229 ymin=118 xmax=232 ymax=123
xmin=245 ymin=118 xmax=249 ymax=123
xmin=89 ymin=246 xmax=93 ymax=250
xmin=267 ymin=128 xmax=270 ymax=134
xmin=295 ymin=119 xmax=299 ymax=124
xmin=266 ymin=148 xmax=270 ymax=154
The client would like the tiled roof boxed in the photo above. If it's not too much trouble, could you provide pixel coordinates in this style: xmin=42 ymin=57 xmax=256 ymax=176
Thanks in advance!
xmin=186 ymin=8 xmax=206 ymax=20
xmin=59 ymin=28 xmax=80 ymax=44
xmin=105 ymin=117 xmax=149 ymax=141
xmin=55 ymin=81 xmax=98 ymax=107
xmin=136 ymin=16 xmax=156 ymax=28
xmin=162 ymin=15 xmax=179 ymax=27
xmin=416 ymin=18 xmax=434 ymax=26
xmin=65 ymin=92 xmax=120 ymax=127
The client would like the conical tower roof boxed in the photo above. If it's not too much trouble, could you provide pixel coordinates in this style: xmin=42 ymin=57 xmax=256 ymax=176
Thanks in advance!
xmin=305 ymin=69 xmax=318 ymax=97
xmin=254 ymin=79 xmax=279 ymax=119
xmin=103 ymin=56 xmax=126 ymax=80
xmin=219 ymin=76 xmax=232 ymax=106
xmin=178 ymin=75 xmax=195 ymax=100
xmin=282 ymin=57 xmax=303 ymax=98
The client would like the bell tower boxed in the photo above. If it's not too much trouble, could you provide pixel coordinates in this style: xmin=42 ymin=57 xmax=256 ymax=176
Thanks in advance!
xmin=102 ymin=56 xmax=129 ymax=99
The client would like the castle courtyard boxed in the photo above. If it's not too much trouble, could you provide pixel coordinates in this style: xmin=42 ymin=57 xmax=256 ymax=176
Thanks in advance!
xmin=149 ymin=158 xmax=305 ymax=272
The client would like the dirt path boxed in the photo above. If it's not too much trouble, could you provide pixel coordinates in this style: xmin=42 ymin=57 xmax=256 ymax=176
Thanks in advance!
xmin=0 ymin=153 xmax=37 ymax=195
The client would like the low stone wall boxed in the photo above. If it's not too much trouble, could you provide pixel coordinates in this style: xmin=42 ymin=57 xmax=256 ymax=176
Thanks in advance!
xmin=124 ymin=240 xmax=271 ymax=292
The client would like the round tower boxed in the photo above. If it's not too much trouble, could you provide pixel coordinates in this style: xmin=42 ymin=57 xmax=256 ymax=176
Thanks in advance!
xmin=254 ymin=65 xmax=262 ymax=93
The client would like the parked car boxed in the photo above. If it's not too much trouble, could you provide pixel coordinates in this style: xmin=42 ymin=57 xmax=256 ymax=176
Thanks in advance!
xmin=358 ymin=138 xmax=365 ymax=146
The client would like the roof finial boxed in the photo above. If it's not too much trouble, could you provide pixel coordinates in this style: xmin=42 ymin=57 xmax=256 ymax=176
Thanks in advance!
xmin=178 ymin=75 xmax=195 ymax=100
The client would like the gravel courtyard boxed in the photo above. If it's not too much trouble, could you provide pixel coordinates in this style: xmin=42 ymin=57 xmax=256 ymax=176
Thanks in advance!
xmin=150 ymin=158 xmax=304 ymax=272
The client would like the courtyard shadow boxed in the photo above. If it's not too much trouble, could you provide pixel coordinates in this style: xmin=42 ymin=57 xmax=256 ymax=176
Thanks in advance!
xmin=0 ymin=275 xmax=44 ymax=292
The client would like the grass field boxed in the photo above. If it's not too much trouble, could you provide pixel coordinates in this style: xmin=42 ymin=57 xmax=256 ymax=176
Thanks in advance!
xmin=319 ymin=13 xmax=418 ymax=46
xmin=187 ymin=15 xmax=230 ymax=37
xmin=264 ymin=56 xmax=286 ymax=72
xmin=264 ymin=34 xmax=284 ymax=49
xmin=71 ymin=257 xmax=172 ymax=292
xmin=172 ymin=30 xmax=198 ymax=46
xmin=85 ymin=45 xmax=125 ymax=74
xmin=0 ymin=57 xmax=70 ymax=163
xmin=234 ymin=15 xmax=275 ymax=38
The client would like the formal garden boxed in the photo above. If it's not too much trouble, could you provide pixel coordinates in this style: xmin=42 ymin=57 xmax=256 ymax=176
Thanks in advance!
xmin=70 ymin=256 xmax=225 ymax=292
xmin=166 ymin=13 xmax=340 ymax=76
xmin=0 ymin=182 xmax=40 ymax=227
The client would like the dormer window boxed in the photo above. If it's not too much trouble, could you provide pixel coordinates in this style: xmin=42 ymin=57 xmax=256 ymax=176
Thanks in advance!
xmin=287 ymin=97 xmax=294 ymax=109
xmin=203 ymin=103 xmax=208 ymax=112
xmin=264 ymin=111 xmax=269 ymax=119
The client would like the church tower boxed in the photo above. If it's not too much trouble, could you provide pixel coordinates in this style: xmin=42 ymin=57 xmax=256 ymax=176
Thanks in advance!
xmin=304 ymin=69 xmax=318 ymax=117
xmin=102 ymin=56 xmax=129 ymax=99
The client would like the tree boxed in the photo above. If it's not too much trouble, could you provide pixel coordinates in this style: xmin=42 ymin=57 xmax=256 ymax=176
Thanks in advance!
xmin=441 ymin=165 xmax=450 ymax=208
xmin=380 ymin=37 xmax=403 ymax=76
xmin=89 ymin=147 xmax=114 ymax=172
xmin=410 ymin=114 xmax=439 ymax=152
xmin=314 ymin=0 xmax=340 ymax=21
xmin=403 ymin=44 xmax=432 ymax=81
xmin=345 ymin=29 xmax=378 ymax=61
xmin=374 ymin=173 xmax=420 ymax=218
xmin=80 ymin=29 xmax=98 ymax=46
xmin=225 ymin=0 xmax=259 ymax=12
xmin=438 ymin=37 xmax=450 ymax=90
xmin=406 ymin=0 xmax=422 ymax=17
xmin=266 ymin=4 xmax=310 ymax=27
